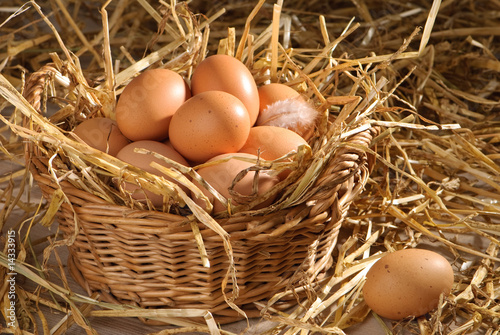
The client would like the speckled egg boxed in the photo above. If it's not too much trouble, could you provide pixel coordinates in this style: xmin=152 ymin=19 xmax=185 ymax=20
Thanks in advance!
xmin=257 ymin=83 xmax=301 ymax=112
xmin=72 ymin=117 xmax=129 ymax=156
xmin=193 ymin=153 xmax=279 ymax=213
xmin=191 ymin=54 xmax=259 ymax=126
xmin=168 ymin=91 xmax=251 ymax=163
xmin=238 ymin=126 xmax=309 ymax=179
xmin=115 ymin=68 xmax=191 ymax=141
xmin=116 ymin=140 xmax=189 ymax=207
xmin=363 ymin=248 xmax=454 ymax=320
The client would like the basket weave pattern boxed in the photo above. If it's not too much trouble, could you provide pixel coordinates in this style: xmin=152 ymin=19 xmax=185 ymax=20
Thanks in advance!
xmin=24 ymin=64 xmax=378 ymax=323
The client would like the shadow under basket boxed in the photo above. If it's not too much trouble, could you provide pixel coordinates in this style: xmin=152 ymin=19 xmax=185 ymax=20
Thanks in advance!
xmin=23 ymin=64 xmax=379 ymax=324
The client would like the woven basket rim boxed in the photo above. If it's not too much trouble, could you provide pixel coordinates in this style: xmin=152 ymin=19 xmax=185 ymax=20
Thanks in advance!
xmin=21 ymin=57 xmax=379 ymax=323
xmin=23 ymin=61 xmax=378 ymax=218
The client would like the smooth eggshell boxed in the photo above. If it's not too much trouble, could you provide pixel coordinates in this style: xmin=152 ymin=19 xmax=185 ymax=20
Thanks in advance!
xmin=363 ymin=248 xmax=454 ymax=320
xmin=238 ymin=126 xmax=309 ymax=179
xmin=115 ymin=68 xmax=191 ymax=141
xmin=73 ymin=117 xmax=130 ymax=156
xmin=169 ymin=91 xmax=251 ymax=163
xmin=116 ymin=140 xmax=189 ymax=207
xmin=191 ymin=54 xmax=259 ymax=126
xmin=193 ymin=153 xmax=279 ymax=213
xmin=257 ymin=83 xmax=301 ymax=112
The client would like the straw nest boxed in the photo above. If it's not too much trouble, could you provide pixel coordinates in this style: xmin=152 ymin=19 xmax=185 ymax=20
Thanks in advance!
xmin=1 ymin=0 xmax=499 ymax=334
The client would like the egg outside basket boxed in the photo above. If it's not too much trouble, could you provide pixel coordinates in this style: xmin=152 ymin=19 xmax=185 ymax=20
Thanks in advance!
xmin=23 ymin=59 xmax=378 ymax=323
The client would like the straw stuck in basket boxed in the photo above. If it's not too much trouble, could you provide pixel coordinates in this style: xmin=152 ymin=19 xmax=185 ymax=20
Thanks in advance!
xmin=2 ymin=0 xmax=500 ymax=333
xmin=11 ymin=0 xmax=380 ymax=325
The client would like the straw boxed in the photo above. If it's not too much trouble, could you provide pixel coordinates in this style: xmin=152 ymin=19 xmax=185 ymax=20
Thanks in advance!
xmin=1 ymin=0 xmax=499 ymax=333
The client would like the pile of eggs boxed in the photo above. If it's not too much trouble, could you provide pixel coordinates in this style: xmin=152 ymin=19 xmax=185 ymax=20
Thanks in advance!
xmin=73 ymin=54 xmax=318 ymax=212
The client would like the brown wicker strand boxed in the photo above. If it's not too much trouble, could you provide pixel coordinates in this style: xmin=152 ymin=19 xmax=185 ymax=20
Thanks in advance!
xmin=22 ymin=62 xmax=377 ymax=324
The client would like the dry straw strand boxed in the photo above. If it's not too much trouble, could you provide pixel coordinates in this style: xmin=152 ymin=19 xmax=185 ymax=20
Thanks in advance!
xmin=1 ymin=0 xmax=500 ymax=333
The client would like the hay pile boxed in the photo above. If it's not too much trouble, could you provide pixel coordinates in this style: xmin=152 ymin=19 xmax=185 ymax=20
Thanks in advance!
xmin=1 ymin=0 xmax=499 ymax=334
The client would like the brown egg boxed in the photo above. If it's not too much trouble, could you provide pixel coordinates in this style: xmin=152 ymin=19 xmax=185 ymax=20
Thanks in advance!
xmin=116 ymin=140 xmax=189 ymax=207
xmin=72 ymin=117 xmax=130 ymax=156
xmin=115 ymin=68 xmax=191 ymax=141
xmin=258 ymin=83 xmax=301 ymax=112
xmin=256 ymin=83 xmax=317 ymax=140
xmin=193 ymin=153 xmax=279 ymax=213
xmin=363 ymin=248 xmax=454 ymax=320
xmin=169 ymin=91 xmax=251 ymax=163
xmin=238 ymin=126 xmax=309 ymax=179
xmin=191 ymin=54 xmax=259 ymax=126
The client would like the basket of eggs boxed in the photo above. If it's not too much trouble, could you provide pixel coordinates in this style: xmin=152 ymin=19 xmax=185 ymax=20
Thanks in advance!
xmin=22 ymin=2 xmax=378 ymax=324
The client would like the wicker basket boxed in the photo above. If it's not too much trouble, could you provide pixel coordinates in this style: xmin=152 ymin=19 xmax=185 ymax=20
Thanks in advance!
xmin=23 ymin=62 xmax=378 ymax=323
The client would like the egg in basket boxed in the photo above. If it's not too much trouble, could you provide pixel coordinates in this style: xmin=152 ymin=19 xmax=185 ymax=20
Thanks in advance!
xmin=20 ymin=1 xmax=379 ymax=324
